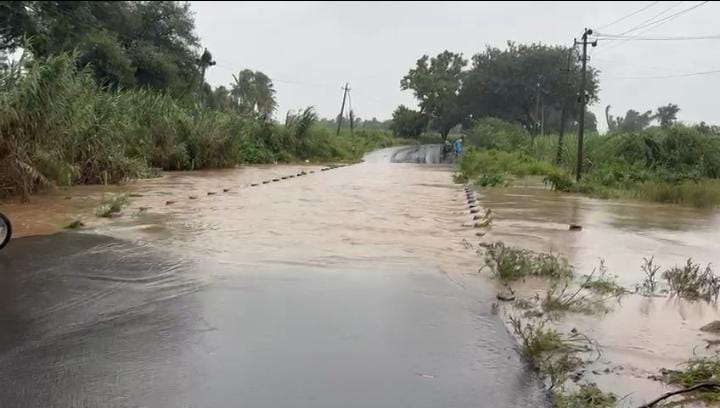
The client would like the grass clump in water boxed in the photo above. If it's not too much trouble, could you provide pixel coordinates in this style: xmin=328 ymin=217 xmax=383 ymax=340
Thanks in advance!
xmin=64 ymin=219 xmax=85 ymax=229
xmin=639 ymin=256 xmax=661 ymax=296
xmin=482 ymin=241 xmax=573 ymax=282
xmin=663 ymin=356 xmax=720 ymax=403
xmin=580 ymin=260 xmax=627 ymax=296
xmin=95 ymin=195 xmax=128 ymax=218
xmin=553 ymin=382 xmax=618 ymax=408
xmin=510 ymin=317 xmax=593 ymax=390
xmin=663 ymin=259 xmax=720 ymax=303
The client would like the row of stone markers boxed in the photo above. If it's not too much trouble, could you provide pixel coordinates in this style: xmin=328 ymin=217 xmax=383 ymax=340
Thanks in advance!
xmin=463 ymin=184 xmax=492 ymax=237
xmin=164 ymin=163 xmax=352 ymax=206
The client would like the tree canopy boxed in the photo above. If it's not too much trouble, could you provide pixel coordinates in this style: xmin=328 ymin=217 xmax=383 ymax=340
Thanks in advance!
xmin=460 ymin=42 xmax=599 ymax=133
xmin=656 ymin=103 xmax=680 ymax=128
xmin=230 ymin=69 xmax=277 ymax=117
xmin=400 ymin=51 xmax=466 ymax=139
xmin=389 ymin=105 xmax=427 ymax=139
xmin=1 ymin=1 xmax=202 ymax=95
xmin=396 ymin=43 xmax=601 ymax=138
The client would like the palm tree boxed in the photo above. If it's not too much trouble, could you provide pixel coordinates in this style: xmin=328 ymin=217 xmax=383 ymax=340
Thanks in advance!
xmin=230 ymin=69 xmax=277 ymax=118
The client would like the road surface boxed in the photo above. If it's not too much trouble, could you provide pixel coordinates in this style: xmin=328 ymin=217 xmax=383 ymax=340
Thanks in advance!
xmin=0 ymin=146 xmax=548 ymax=407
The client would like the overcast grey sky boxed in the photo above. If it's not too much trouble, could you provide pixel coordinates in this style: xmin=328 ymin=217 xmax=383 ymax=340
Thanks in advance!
xmin=191 ymin=1 xmax=720 ymax=130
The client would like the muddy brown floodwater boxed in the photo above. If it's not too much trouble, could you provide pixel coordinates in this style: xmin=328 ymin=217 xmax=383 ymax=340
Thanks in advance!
xmin=477 ymin=178 xmax=720 ymax=406
xmin=0 ymin=148 xmax=548 ymax=408
xmin=4 ymin=147 xmax=717 ymax=407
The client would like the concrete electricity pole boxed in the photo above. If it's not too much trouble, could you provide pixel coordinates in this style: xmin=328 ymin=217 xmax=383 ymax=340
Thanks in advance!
xmin=336 ymin=83 xmax=351 ymax=136
xmin=574 ymin=28 xmax=596 ymax=181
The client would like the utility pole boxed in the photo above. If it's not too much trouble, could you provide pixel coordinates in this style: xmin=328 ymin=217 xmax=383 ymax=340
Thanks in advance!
xmin=556 ymin=48 xmax=573 ymax=165
xmin=336 ymin=83 xmax=350 ymax=136
xmin=574 ymin=28 xmax=596 ymax=181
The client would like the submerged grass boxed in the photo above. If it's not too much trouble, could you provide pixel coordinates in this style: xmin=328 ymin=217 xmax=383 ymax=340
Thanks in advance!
xmin=481 ymin=242 xmax=573 ymax=282
xmin=663 ymin=259 xmax=720 ymax=303
xmin=95 ymin=194 xmax=128 ymax=218
xmin=664 ymin=356 xmax=720 ymax=403
xmin=509 ymin=317 xmax=594 ymax=391
xmin=580 ymin=261 xmax=627 ymax=296
xmin=553 ymin=383 xmax=618 ymax=408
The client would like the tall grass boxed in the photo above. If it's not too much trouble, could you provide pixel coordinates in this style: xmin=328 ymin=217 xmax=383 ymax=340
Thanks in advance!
xmin=458 ymin=117 xmax=720 ymax=208
xmin=0 ymin=53 xmax=399 ymax=198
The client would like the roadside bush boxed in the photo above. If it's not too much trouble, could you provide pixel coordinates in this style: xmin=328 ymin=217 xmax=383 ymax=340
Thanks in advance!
xmin=0 ymin=53 xmax=402 ymax=198
xmin=465 ymin=117 xmax=530 ymax=151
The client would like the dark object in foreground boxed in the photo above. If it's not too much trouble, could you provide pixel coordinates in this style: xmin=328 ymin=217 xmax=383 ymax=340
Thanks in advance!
xmin=569 ymin=224 xmax=582 ymax=231
xmin=0 ymin=212 xmax=12 ymax=250
xmin=639 ymin=382 xmax=720 ymax=408
xmin=700 ymin=321 xmax=720 ymax=333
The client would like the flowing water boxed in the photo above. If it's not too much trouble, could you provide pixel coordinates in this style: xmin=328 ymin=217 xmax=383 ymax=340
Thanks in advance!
xmin=0 ymin=148 xmax=547 ymax=408
xmin=1 ymin=146 xmax=719 ymax=406
xmin=477 ymin=178 xmax=720 ymax=405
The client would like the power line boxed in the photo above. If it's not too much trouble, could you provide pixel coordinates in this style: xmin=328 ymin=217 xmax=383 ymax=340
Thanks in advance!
xmin=615 ymin=1 xmax=686 ymax=36
xmin=595 ymin=1 xmax=661 ymax=31
xmin=596 ymin=1 xmax=710 ymax=54
xmin=606 ymin=68 xmax=720 ymax=80
xmin=594 ymin=33 xmax=720 ymax=41
xmin=215 ymin=63 xmax=333 ymax=89
xmin=626 ymin=1 xmax=710 ymax=34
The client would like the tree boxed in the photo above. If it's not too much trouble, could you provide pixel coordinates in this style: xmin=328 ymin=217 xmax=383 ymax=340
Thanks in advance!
xmin=606 ymin=106 xmax=654 ymax=132
xmin=655 ymin=103 xmax=680 ymax=128
xmin=400 ymin=51 xmax=467 ymax=140
xmin=459 ymin=42 xmax=599 ymax=134
xmin=0 ymin=1 xmax=202 ymax=96
xmin=390 ymin=105 xmax=427 ymax=139
xmin=231 ymin=69 xmax=277 ymax=117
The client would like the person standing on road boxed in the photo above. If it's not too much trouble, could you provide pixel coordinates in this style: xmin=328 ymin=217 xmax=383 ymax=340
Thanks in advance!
xmin=453 ymin=136 xmax=464 ymax=159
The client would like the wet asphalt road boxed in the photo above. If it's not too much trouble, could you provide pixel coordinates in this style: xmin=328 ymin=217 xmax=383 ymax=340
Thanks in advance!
xmin=0 ymin=148 xmax=549 ymax=408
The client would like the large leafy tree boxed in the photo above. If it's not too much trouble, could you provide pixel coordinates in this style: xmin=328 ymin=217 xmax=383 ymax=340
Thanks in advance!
xmin=606 ymin=106 xmax=654 ymax=132
xmin=656 ymin=103 xmax=680 ymax=128
xmin=459 ymin=42 xmax=599 ymax=133
xmin=231 ymin=69 xmax=277 ymax=117
xmin=401 ymin=51 xmax=467 ymax=140
xmin=0 ymin=1 xmax=202 ymax=94
xmin=390 ymin=105 xmax=427 ymax=139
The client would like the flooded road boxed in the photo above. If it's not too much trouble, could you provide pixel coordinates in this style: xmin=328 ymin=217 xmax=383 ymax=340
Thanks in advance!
xmin=0 ymin=148 xmax=548 ymax=408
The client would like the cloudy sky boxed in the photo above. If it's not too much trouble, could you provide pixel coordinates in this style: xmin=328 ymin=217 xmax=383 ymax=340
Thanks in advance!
xmin=191 ymin=1 xmax=720 ymax=130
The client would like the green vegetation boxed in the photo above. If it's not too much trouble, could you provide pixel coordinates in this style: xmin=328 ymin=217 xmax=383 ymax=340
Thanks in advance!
xmin=664 ymin=356 xmax=720 ymax=403
xmin=0 ymin=2 xmax=401 ymax=198
xmin=640 ymin=257 xmax=661 ymax=296
xmin=394 ymin=43 xmax=599 ymax=140
xmin=481 ymin=241 xmax=573 ymax=282
xmin=95 ymin=194 xmax=128 ymax=218
xmin=553 ymin=383 xmax=618 ymax=408
xmin=510 ymin=317 xmax=593 ymax=391
xmin=457 ymin=117 xmax=720 ymax=208
xmin=393 ymin=43 xmax=720 ymax=209
xmin=581 ymin=261 xmax=627 ymax=296
xmin=663 ymin=259 xmax=720 ymax=303
xmin=542 ymin=280 xmax=610 ymax=315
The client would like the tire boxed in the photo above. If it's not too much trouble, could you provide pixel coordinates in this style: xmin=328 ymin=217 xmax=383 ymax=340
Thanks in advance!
xmin=0 ymin=212 xmax=11 ymax=250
